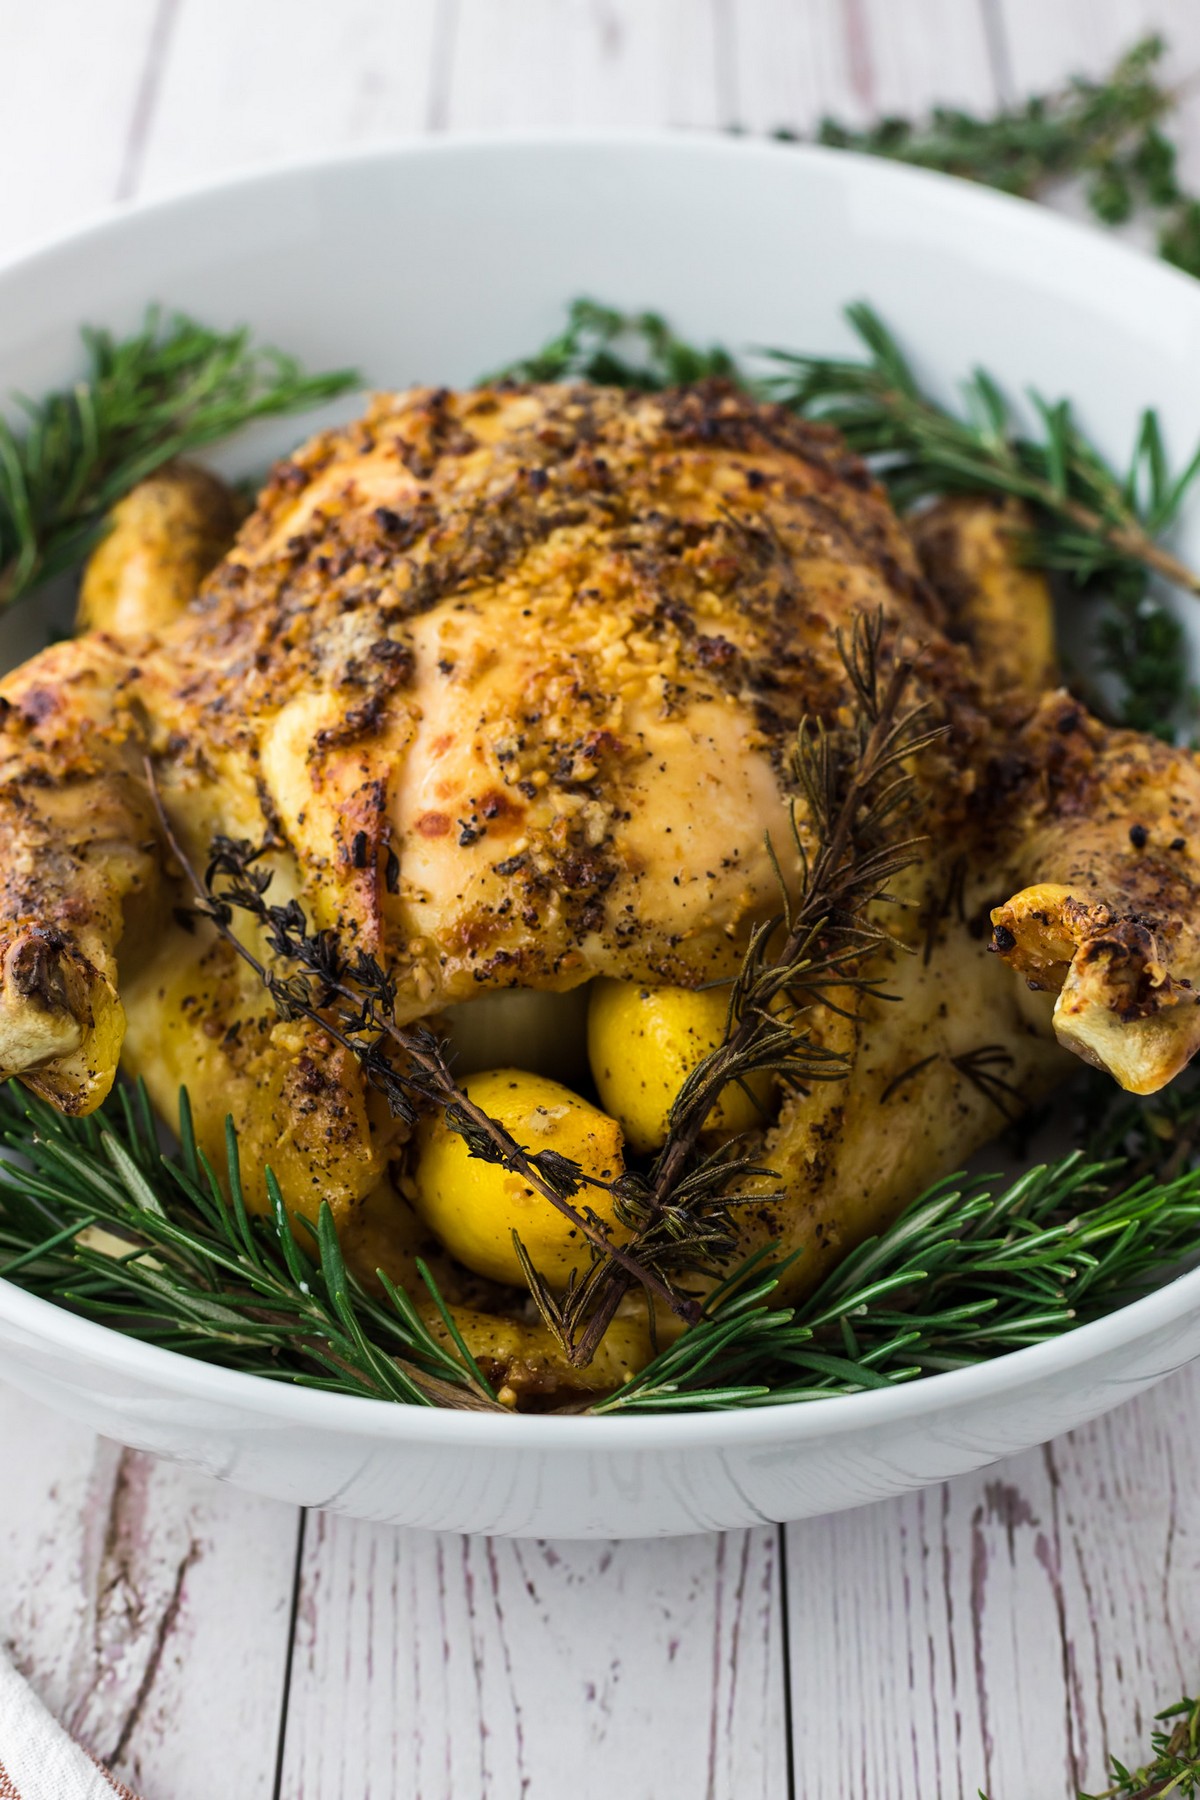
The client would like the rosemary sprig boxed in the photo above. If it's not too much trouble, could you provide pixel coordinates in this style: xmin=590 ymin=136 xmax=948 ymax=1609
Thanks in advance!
xmin=786 ymin=36 xmax=1200 ymax=280
xmin=766 ymin=304 xmax=1200 ymax=595
xmin=766 ymin=303 xmax=1200 ymax=736
xmin=2 ymin=1070 xmax=1198 ymax=1417
xmin=0 ymin=311 xmax=359 ymax=606
xmin=597 ymin=1117 xmax=1200 ymax=1413
xmin=0 ymin=1080 xmax=500 ymax=1410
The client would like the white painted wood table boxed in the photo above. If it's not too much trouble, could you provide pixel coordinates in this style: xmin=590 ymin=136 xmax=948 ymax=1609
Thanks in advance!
xmin=3 ymin=3 xmax=1200 ymax=1794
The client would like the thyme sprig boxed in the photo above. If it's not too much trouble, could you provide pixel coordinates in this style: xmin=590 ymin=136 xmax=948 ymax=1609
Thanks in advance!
xmin=1077 ymin=1691 xmax=1200 ymax=1798
xmin=146 ymin=775 xmax=685 ymax=1324
xmin=0 ymin=311 xmax=359 ymax=607
xmin=499 ymin=614 xmax=940 ymax=1365
xmin=801 ymin=36 xmax=1200 ymax=278
xmin=0 ymin=1081 xmax=501 ymax=1410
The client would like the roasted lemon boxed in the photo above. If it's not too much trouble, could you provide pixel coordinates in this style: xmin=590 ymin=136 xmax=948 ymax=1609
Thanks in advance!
xmin=412 ymin=1067 xmax=627 ymax=1287
xmin=587 ymin=979 xmax=771 ymax=1155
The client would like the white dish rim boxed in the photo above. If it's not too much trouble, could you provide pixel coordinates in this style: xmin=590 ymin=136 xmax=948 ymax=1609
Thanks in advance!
xmin=2 ymin=129 xmax=1199 ymax=1448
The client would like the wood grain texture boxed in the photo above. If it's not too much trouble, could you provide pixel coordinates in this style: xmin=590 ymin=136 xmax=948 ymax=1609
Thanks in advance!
xmin=728 ymin=0 xmax=999 ymax=134
xmin=1 ymin=5 xmax=1200 ymax=1799
xmin=0 ymin=0 xmax=163 ymax=254
xmin=129 ymin=0 xmax=441 ymax=200
xmin=441 ymin=0 xmax=728 ymax=129
xmin=0 ymin=1383 xmax=299 ymax=1798
xmin=783 ymin=1362 xmax=1200 ymax=1799
xmin=278 ymin=1517 xmax=787 ymax=1799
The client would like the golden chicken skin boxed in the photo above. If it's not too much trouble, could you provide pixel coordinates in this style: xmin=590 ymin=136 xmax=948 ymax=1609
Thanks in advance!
xmin=1 ymin=382 xmax=1199 ymax=1399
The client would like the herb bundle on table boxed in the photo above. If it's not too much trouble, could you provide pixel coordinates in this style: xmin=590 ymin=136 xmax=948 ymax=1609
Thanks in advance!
xmin=783 ymin=35 xmax=1200 ymax=281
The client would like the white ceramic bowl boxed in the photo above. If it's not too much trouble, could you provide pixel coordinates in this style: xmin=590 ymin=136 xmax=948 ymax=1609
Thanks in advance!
xmin=3 ymin=136 xmax=1200 ymax=1539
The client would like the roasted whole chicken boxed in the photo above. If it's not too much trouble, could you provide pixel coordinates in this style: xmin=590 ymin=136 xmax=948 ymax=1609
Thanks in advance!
xmin=3 ymin=379 xmax=1200 ymax=1401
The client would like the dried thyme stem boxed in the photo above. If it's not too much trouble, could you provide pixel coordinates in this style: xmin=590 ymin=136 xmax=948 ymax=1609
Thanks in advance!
xmin=143 ymin=763 xmax=688 ymax=1321
xmin=565 ymin=627 xmax=942 ymax=1365
xmin=652 ymin=654 xmax=915 ymax=1202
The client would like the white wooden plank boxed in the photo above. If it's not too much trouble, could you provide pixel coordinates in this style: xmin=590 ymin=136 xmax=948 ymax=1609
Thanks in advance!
xmin=996 ymin=0 xmax=1200 ymax=189
xmin=0 ymin=1380 xmax=300 ymax=1800
xmin=278 ymin=1518 xmax=787 ymax=1799
xmin=784 ymin=1362 xmax=1200 ymax=1800
xmin=129 ymin=0 xmax=441 ymax=201
xmin=443 ymin=0 xmax=726 ymax=130
xmin=0 ymin=0 xmax=161 ymax=257
xmin=1039 ymin=1379 xmax=1200 ymax=1790
xmin=728 ymin=0 xmax=999 ymax=136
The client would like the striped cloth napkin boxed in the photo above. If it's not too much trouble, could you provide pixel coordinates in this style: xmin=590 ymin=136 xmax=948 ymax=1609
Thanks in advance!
xmin=0 ymin=1651 xmax=144 ymax=1800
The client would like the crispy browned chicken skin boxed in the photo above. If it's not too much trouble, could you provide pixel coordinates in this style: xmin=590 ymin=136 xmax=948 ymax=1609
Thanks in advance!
xmin=3 ymin=382 xmax=1200 ymax=1363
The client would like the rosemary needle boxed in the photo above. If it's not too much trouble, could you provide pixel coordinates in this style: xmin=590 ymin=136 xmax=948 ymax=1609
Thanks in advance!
xmin=3 ymin=1066 xmax=1199 ymax=1418
xmin=0 ymin=310 xmax=359 ymax=607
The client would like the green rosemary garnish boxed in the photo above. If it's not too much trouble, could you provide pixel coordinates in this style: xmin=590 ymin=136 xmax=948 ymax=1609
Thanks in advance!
xmin=596 ymin=1138 xmax=1200 ymax=1412
xmin=496 ymin=297 xmax=737 ymax=390
xmin=766 ymin=303 xmax=1200 ymax=737
xmin=0 ymin=1081 xmax=500 ymax=1411
xmin=792 ymin=35 xmax=1200 ymax=280
xmin=2 ymin=1068 xmax=1198 ymax=1417
xmin=766 ymin=304 xmax=1200 ymax=592
xmin=0 ymin=311 xmax=359 ymax=607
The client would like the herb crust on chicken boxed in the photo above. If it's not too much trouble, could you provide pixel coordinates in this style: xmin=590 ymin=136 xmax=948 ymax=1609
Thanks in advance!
xmin=3 ymin=379 xmax=1200 ymax=1398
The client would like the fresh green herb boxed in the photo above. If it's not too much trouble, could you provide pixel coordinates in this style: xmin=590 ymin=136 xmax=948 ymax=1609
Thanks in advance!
xmin=597 ymin=1124 xmax=1200 ymax=1412
xmin=1094 ymin=567 xmax=1199 ymax=737
xmin=0 ymin=311 xmax=359 ymax=607
xmin=766 ymin=302 xmax=1200 ymax=736
xmin=0 ymin=1081 xmax=500 ymax=1411
xmin=786 ymin=36 xmax=1200 ymax=279
xmin=496 ymin=298 xmax=739 ymax=389
xmin=3 ymin=1067 xmax=1199 ymax=1417
xmin=1076 ymin=1690 xmax=1200 ymax=1798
